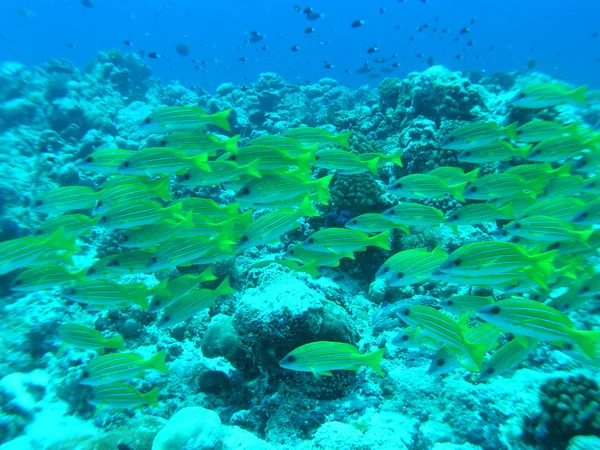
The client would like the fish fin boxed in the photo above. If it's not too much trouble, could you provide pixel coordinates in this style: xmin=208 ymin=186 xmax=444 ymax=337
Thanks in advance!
xmin=568 ymin=330 xmax=600 ymax=359
xmin=141 ymin=387 xmax=160 ymax=407
xmin=192 ymin=156 xmax=211 ymax=172
xmin=298 ymin=259 xmax=320 ymax=278
xmin=530 ymin=249 xmax=557 ymax=276
xmin=242 ymin=158 xmax=262 ymax=178
xmin=298 ymin=196 xmax=319 ymax=217
xmin=395 ymin=224 xmax=410 ymax=234
xmin=223 ymin=135 xmax=240 ymax=154
xmin=105 ymin=335 xmax=125 ymax=351
xmin=497 ymin=202 xmax=514 ymax=219
xmin=224 ymin=202 xmax=240 ymax=217
xmin=209 ymin=109 xmax=232 ymax=132
xmin=132 ymin=293 xmax=150 ymax=310
xmin=176 ymin=211 xmax=195 ymax=230
xmin=364 ymin=348 xmax=385 ymax=376
xmin=167 ymin=201 xmax=184 ymax=219
xmin=504 ymin=122 xmax=519 ymax=141
xmin=523 ymin=266 xmax=550 ymax=291
xmin=56 ymin=343 xmax=68 ymax=357
xmin=151 ymin=177 xmax=172 ymax=201
xmin=554 ymin=162 xmax=572 ymax=178
xmin=514 ymin=334 xmax=531 ymax=348
xmin=294 ymin=152 xmax=313 ymax=172
xmin=310 ymin=366 xmax=332 ymax=378
xmin=145 ymin=350 xmax=169 ymax=375
xmin=576 ymin=229 xmax=594 ymax=245
xmin=334 ymin=131 xmax=351 ymax=149
xmin=215 ymin=276 xmax=236 ymax=296
xmin=569 ymin=86 xmax=587 ymax=105
xmin=448 ymin=181 xmax=467 ymax=202
xmin=365 ymin=157 xmax=379 ymax=176
xmin=370 ymin=229 xmax=391 ymax=251
xmin=314 ymin=174 xmax=334 ymax=203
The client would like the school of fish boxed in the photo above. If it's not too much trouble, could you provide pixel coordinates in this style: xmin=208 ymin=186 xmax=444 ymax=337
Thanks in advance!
xmin=3 ymin=80 xmax=600 ymax=408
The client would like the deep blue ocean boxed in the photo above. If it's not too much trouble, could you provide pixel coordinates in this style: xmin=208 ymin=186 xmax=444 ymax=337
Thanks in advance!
xmin=1 ymin=0 xmax=598 ymax=91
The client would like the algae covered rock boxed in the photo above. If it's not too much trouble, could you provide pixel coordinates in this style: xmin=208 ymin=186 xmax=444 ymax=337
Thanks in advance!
xmin=201 ymin=314 xmax=245 ymax=367
xmin=232 ymin=269 xmax=357 ymax=370
xmin=153 ymin=406 xmax=222 ymax=450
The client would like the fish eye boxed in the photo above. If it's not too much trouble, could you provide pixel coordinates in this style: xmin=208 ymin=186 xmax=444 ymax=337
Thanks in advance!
xmin=162 ymin=315 xmax=170 ymax=323
xmin=563 ymin=343 xmax=573 ymax=350
xmin=184 ymin=173 xmax=191 ymax=180
xmin=35 ymin=229 xmax=43 ymax=235
xmin=82 ymin=371 xmax=89 ymax=378
xmin=230 ymin=155 xmax=237 ymax=161
xmin=489 ymin=305 xmax=501 ymax=315
xmin=400 ymin=334 xmax=409 ymax=342
xmin=587 ymin=182 xmax=596 ymax=188
xmin=402 ymin=308 xmax=410 ymax=317
xmin=240 ymin=236 xmax=249 ymax=243
xmin=485 ymin=367 xmax=495 ymax=375
xmin=122 ymin=235 xmax=129 ymax=241
xmin=155 ymin=300 xmax=161 ymax=306
xmin=286 ymin=355 xmax=296 ymax=363
xmin=101 ymin=216 xmax=108 ymax=222
xmin=396 ymin=272 xmax=403 ymax=279
xmin=144 ymin=117 xmax=151 ymax=124
xmin=446 ymin=300 xmax=454 ymax=306
xmin=388 ymin=209 xmax=395 ymax=216
xmin=548 ymin=242 xmax=560 ymax=250
xmin=580 ymin=211 xmax=588 ymax=219
xmin=382 ymin=267 xmax=390 ymax=273
xmin=289 ymin=249 xmax=295 ymax=255
xmin=315 ymin=155 xmax=320 ymax=161
xmin=352 ymin=220 xmax=358 ymax=225
xmin=308 ymin=238 xmax=315 ymax=244
xmin=96 ymin=200 xmax=103 ymax=208
xmin=108 ymin=260 xmax=120 ymax=267
xmin=35 ymin=200 xmax=43 ymax=206
xmin=160 ymin=140 xmax=167 ymax=146
xmin=582 ymin=286 xmax=590 ymax=293
xmin=151 ymin=257 xmax=158 ymax=264
xmin=517 ymin=93 xmax=525 ymax=99
xmin=453 ymin=258 xmax=462 ymax=266
xmin=14 ymin=280 xmax=23 ymax=286
xmin=241 ymin=187 xmax=250 ymax=195
xmin=516 ymin=130 xmax=522 ymax=135
xmin=86 ymin=156 xmax=94 ymax=163
xmin=468 ymin=186 xmax=477 ymax=193
xmin=68 ymin=288 xmax=76 ymax=295
xmin=123 ymin=161 xmax=130 ymax=168
xmin=465 ymin=151 xmax=471 ymax=156
xmin=448 ymin=136 xmax=455 ymax=142
xmin=514 ymin=223 xmax=521 ymax=230
xmin=88 ymin=268 xmax=96 ymax=275
xmin=395 ymin=183 xmax=403 ymax=188
xmin=435 ymin=358 xmax=445 ymax=367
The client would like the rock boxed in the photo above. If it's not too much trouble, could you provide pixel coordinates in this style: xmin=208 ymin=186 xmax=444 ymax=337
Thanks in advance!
xmin=153 ymin=407 xmax=223 ymax=450
xmin=567 ymin=435 xmax=600 ymax=450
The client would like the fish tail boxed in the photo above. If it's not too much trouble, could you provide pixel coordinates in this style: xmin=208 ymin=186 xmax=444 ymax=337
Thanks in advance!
xmin=150 ymin=279 xmax=171 ymax=298
xmin=365 ymin=157 xmax=379 ymax=175
xmin=141 ymin=387 xmax=160 ymax=407
xmin=294 ymin=152 xmax=313 ymax=172
xmin=517 ymin=144 xmax=532 ymax=159
xmin=553 ymin=162 xmax=572 ymax=178
xmin=215 ymin=276 xmax=236 ymax=296
xmin=133 ymin=293 xmax=150 ymax=310
xmin=152 ymin=177 xmax=172 ymax=201
xmin=465 ymin=168 xmax=480 ymax=182
xmin=243 ymin=158 xmax=262 ymax=178
xmin=199 ymin=265 xmax=217 ymax=282
xmin=106 ymin=335 xmax=125 ymax=351
xmin=334 ymin=131 xmax=351 ymax=148
xmin=224 ymin=202 xmax=240 ymax=217
xmin=464 ymin=341 xmax=487 ymax=370
xmin=192 ymin=155 xmax=211 ymax=172
xmin=144 ymin=349 xmax=169 ymax=374
xmin=370 ymin=229 xmax=391 ymax=251
xmin=176 ymin=211 xmax=195 ymax=230
xmin=298 ymin=259 xmax=320 ymax=278
xmin=236 ymin=210 xmax=254 ymax=227
xmin=569 ymin=86 xmax=587 ymax=105
xmin=448 ymin=181 xmax=467 ymax=202
xmin=568 ymin=329 xmax=600 ymax=359
xmin=298 ymin=196 xmax=319 ymax=217
xmin=388 ymin=151 xmax=404 ymax=168
xmin=364 ymin=348 xmax=385 ymax=376
xmin=315 ymin=174 xmax=334 ymax=202
xmin=524 ymin=266 xmax=550 ymax=291
xmin=209 ymin=109 xmax=232 ymax=132
xmin=167 ymin=201 xmax=184 ymax=219
xmin=531 ymin=249 xmax=557 ymax=272
xmin=223 ymin=135 xmax=240 ymax=155
xmin=45 ymin=227 xmax=81 ymax=252
xmin=498 ymin=202 xmax=514 ymax=219
xmin=504 ymin=122 xmax=519 ymax=141
xmin=576 ymin=229 xmax=594 ymax=245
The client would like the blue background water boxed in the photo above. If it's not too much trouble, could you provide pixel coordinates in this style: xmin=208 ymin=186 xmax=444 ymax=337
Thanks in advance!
xmin=1 ymin=0 xmax=598 ymax=92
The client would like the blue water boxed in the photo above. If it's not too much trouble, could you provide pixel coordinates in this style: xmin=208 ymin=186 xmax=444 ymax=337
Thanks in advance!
xmin=1 ymin=0 xmax=598 ymax=91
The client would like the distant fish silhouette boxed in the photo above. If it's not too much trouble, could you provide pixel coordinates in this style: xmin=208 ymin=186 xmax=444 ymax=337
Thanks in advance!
xmin=81 ymin=0 xmax=94 ymax=8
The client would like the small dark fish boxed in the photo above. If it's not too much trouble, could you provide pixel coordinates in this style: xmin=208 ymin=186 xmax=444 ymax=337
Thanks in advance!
xmin=470 ymin=17 xmax=477 ymax=24
xmin=323 ymin=62 xmax=333 ymax=69
xmin=379 ymin=8 xmax=386 ymax=14
xmin=467 ymin=40 xmax=474 ymax=46
xmin=357 ymin=65 xmax=372 ymax=74
xmin=66 ymin=43 xmax=75 ymax=49
xmin=592 ymin=31 xmax=600 ymax=38
xmin=176 ymin=44 xmax=190 ymax=56
xmin=460 ymin=27 xmax=470 ymax=34
xmin=239 ymin=56 xmax=247 ymax=61
xmin=123 ymin=40 xmax=132 ymax=47
xmin=367 ymin=46 xmax=379 ymax=54
xmin=249 ymin=31 xmax=263 ymax=43
xmin=391 ymin=62 xmax=400 ymax=68
xmin=455 ymin=54 xmax=463 ymax=59
xmin=81 ymin=0 xmax=94 ymax=8
xmin=291 ymin=45 xmax=299 ymax=51
xmin=305 ymin=27 xmax=315 ymax=34
xmin=525 ymin=59 xmax=537 ymax=70
xmin=117 ymin=444 xmax=133 ymax=450
xmin=409 ymin=36 xmax=415 ymax=41
xmin=416 ymin=53 xmax=423 ymax=58
xmin=344 ymin=69 xmax=351 ymax=74
xmin=417 ymin=26 xmax=424 ymax=32
xmin=294 ymin=5 xmax=301 ymax=12
xmin=351 ymin=20 xmax=364 ymax=28
xmin=303 ymin=8 xmax=322 ymax=20
xmin=427 ymin=56 xmax=435 ymax=66
xmin=147 ymin=52 xmax=159 ymax=59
